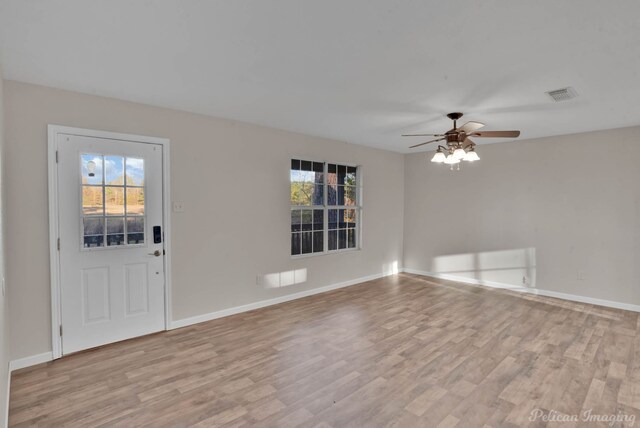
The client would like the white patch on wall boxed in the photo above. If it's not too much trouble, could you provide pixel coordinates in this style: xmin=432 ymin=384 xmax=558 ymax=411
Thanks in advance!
xmin=382 ymin=260 xmax=399 ymax=275
xmin=259 ymin=268 xmax=308 ymax=289
xmin=431 ymin=248 xmax=537 ymax=288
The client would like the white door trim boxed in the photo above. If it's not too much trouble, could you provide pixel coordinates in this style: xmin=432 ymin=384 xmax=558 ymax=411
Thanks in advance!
xmin=47 ymin=125 xmax=172 ymax=359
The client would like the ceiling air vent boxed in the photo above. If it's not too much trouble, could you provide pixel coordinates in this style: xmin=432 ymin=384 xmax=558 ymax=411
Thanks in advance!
xmin=546 ymin=87 xmax=578 ymax=102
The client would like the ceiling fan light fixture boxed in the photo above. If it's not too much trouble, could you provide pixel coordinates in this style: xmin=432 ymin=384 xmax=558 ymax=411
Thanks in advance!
xmin=431 ymin=151 xmax=446 ymax=163
xmin=444 ymin=154 xmax=460 ymax=165
xmin=453 ymin=147 xmax=467 ymax=160
xmin=404 ymin=112 xmax=520 ymax=171
xmin=463 ymin=148 xmax=480 ymax=162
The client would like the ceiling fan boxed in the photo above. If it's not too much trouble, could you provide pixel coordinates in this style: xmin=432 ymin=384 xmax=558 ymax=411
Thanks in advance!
xmin=403 ymin=112 xmax=520 ymax=168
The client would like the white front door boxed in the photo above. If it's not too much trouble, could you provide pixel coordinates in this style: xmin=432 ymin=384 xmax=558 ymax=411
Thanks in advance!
xmin=57 ymin=134 xmax=165 ymax=355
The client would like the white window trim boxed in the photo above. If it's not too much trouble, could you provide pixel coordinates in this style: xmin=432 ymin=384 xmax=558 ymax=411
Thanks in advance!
xmin=290 ymin=159 xmax=362 ymax=258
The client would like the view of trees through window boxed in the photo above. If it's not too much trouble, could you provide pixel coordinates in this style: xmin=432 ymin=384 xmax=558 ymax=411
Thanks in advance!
xmin=81 ymin=154 xmax=146 ymax=248
xmin=291 ymin=159 xmax=359 ymax=255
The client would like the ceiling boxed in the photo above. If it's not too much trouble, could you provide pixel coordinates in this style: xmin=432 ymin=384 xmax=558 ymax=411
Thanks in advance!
xmin=1 ymin=1 xmax=639 ymax=153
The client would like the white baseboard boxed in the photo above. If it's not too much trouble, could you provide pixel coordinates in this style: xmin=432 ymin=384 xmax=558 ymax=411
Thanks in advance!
xmin=9 ymin=352 xmax=53 ymax=372
xmin=171 ymin=271 xmax=395 ymax=329
xmin=403 ymin=268 xmax=640 ymax=313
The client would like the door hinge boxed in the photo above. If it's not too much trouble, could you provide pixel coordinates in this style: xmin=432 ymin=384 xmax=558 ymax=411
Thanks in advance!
xmin=59 ymin=325 xmax=63 ymax=337
xmin=55 ymin=150 xmax=59 ymax=163
xmin=57 ymin=238 xmax=60 ymax=251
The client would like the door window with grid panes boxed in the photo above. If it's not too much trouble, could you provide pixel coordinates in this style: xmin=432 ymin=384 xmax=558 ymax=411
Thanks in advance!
xmin=291 ymin=159 xmax=360 ymax=256
xmin=81 ymin=154 xmax=146 ymax=249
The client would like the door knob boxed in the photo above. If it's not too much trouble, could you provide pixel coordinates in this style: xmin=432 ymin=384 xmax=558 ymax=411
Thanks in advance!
xmin=149 ymin=250 xmax=161 ymax=257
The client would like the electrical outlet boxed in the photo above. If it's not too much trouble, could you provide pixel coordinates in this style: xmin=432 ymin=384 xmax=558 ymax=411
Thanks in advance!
xmin=577 ymin=271 xmax=587 ymax=280
xmin=173 ymin=202 xmax=185 ymax=212
xmin=522 ymin=276 xmax=528 ymax=285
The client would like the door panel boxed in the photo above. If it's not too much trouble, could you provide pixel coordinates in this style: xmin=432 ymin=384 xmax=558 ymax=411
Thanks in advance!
xmin=58 ymin=134 xmax=165 ymax=355
xmin=125 ymin=263 xmax=149 ymax=316
xmin=82 ymin=267 xmax=110 ymax=324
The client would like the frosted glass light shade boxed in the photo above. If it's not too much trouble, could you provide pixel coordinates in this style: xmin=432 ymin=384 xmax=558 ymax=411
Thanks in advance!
xmin=444 ymin=154 xmax=460 ymax=164
xmin=463 ymin=150 xmax=480 ymax=162
xmin=431 ymin=151 xmax=446 ymax=163
xmin=453 ymin=147 xmax=466 ymax=160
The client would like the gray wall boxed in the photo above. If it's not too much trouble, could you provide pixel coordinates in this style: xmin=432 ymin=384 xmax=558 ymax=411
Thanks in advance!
xmin=403 ymin=126 xmax=640 ymax=305
xmin=4 ymin=80 xmax=405 ymax=360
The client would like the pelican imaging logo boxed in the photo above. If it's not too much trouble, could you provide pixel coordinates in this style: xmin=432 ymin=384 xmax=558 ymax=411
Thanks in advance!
xmin=529 ymin=408 xmax=636 ymax=426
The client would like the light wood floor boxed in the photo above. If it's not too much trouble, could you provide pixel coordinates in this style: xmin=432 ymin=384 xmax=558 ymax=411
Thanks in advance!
xmin=10 ymin=273 xmax=640 ymax=427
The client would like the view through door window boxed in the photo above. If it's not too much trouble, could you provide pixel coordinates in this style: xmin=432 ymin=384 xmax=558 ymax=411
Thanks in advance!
xmin=81 ymin=154 xmax=146 ymax=248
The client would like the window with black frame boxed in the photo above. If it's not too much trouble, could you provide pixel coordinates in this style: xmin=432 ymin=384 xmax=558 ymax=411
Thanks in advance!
xmin=290 ymin=159 xmax=359 ymax=256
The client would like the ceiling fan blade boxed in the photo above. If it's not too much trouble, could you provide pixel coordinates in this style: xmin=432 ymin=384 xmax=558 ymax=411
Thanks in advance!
xmin=409 ymin=138 xmax=444 ymax=149
xmin=470 ymin=130 xmax=520 ymax=138
xmin=459 ymin=121 xmax=485 ymax=133
xmin=463 ymin=137 xmax=476 ymax=147
xmin=402 ymin=133 xmax=444 ymax=137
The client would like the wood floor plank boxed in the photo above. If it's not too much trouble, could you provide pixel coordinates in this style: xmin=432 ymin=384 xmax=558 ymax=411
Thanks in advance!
xmin=9 ymin=273 xmax=640 ymax=427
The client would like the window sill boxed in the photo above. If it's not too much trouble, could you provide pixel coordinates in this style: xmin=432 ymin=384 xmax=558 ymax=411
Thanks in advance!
xmin=291 ymin=247 xmax=361 ymax=260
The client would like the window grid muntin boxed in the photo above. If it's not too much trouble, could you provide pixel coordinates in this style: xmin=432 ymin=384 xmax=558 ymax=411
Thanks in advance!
xmin=80 ymin=153 xmax=146 ymax=249
xmin=291 ymin=159 xmax=360 ymax=257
